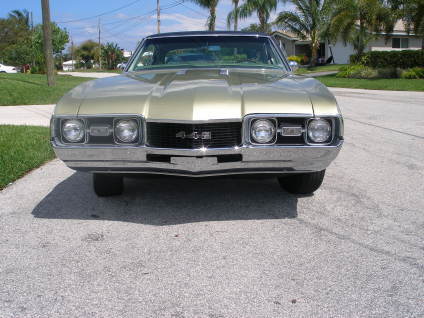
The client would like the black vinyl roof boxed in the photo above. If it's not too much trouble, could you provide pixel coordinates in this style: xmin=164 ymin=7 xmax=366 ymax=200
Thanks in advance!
xmin=146 ymin=31 xmax=271 ymax=39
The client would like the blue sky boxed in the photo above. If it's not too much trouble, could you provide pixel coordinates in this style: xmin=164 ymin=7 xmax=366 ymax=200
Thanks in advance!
xmin=1 ymin=0 xmax=289 ymax=51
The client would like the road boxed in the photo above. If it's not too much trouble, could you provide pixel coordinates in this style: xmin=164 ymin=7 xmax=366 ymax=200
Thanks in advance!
xmin=1 ymin=89 xmax=423 ymax=318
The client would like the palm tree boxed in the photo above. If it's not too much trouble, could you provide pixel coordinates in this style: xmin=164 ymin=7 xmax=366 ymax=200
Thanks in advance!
xmin=228 ymin=0 xmax=278 ymax=33
xmin=190 ymin=0 xmax=220 ymax=31
xmin=102 ymin=42 xmax=124 ymax=69
xmin=227 ymin=0 xmax=240 ymax=31
xmin=327 ymin=0 xmax=396 ymax=57
xmin=274 ymin=0 xmax=333 ymax=66
xmin=8 ymin=9 xmax=30 ymax=29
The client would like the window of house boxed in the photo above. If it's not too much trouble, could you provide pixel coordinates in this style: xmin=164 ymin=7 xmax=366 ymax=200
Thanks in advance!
xmin=392 ymin=38 xmax=409 ymax=49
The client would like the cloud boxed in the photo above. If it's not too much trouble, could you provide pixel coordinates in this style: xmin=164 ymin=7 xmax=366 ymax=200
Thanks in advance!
xmin=160 ymin=13 xmax=208 ymax=31
xmin=115 ymin=12 xmax=129 ymax=19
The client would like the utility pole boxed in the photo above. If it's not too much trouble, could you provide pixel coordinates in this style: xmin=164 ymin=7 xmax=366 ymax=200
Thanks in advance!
xmin=98 ymin=18 xmax=102 ymax=69
xmin=41 ymin=0 xmax=55 ymax=86
xmin=157 ymin=0 xmax=160 ymax=33
xmin=71 ymin=35 xmax=74 ymax=71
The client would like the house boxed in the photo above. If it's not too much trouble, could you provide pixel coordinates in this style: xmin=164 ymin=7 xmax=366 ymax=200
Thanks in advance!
xmin=121 ymin=49 xmax=133 ymax=58
xmin=62 ymin=60 xmax=77 ymax=71
xmin=272 ymin=20 xmax=423 ymax=64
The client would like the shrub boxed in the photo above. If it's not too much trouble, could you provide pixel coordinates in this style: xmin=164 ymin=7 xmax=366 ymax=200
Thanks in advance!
xmin=349 ymin=54 xmax=364 ymax=65
xmin=30 ymin=65 xmax=43 ymax=74
xmin=376 ymin=67 xmax=400 ymax=79
xmin=288 ymin=55 xmax=309 ymax=65
xmin=400 ymin=67 xmax=424 ymax=79
xmin=351 ymin=50 xmax=424 ymax=69
xmin=288 ymin=55 xmax=302 ymax=63
xmin=336 ymin=65 xmax=378 ymax=79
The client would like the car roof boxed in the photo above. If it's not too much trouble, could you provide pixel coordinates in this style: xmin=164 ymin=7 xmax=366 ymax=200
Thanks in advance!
xmin=146 ymin=31 xmax=271 ymax=39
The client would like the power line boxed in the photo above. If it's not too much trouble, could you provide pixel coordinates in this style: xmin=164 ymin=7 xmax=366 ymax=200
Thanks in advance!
xmin=101 ymin=1 xmax=182 ymax=39
xmin=56 ymin=0 xmax=143 ymax=23
xmin=102 ymin=16 xmax=153 ymax=39
xmin=64 ymin=0 xmax=182 ymax=31
xmin=96 ymin=0 xmax=184 ymax=35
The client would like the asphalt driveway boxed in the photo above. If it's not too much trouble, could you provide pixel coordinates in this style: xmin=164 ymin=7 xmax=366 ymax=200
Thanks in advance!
xmin=0 ymin=89 xmax=423 ymax=318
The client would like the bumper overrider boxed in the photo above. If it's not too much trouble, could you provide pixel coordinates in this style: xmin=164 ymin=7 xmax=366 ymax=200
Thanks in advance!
xmin=51 ymin=114 xmax=344 ymax=177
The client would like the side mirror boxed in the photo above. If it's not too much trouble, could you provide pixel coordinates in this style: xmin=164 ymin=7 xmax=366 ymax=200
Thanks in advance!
xmin=289 ymin=61 xmax=299 ymax=72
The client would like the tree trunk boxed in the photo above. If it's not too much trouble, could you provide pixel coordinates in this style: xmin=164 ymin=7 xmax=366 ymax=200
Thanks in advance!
xmin=233 ymin=0 xmax=239 ymax=31
xmin=311 ymin=42 xmax=319 ymax=67
xmin=258 ymin=10 xmax=266 ymax=33
xmin=40 ymin=0 xmax=55 ymax=86
xmin=209 ymin=6 xmax=216 ymax=31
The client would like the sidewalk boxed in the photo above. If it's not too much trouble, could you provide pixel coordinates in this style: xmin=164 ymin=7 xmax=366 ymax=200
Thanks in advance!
xmin=305 ymin=71 xmax=338 ymax=77
xmin=58 ymin=71 xmax=119 ymax=78
xmin=0 ymin=105 xmax=54 ymax=126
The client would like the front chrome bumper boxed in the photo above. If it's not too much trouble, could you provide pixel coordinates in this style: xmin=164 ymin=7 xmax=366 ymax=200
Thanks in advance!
xmin=52 ymin=140 xmax=343 ymax=177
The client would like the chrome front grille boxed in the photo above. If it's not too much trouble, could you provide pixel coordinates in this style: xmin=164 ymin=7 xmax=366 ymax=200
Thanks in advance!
xmin=146 ymin=122 xmax=242 ymax=149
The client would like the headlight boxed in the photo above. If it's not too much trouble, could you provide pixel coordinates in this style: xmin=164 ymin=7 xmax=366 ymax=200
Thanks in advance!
xmin=114 ymin=119 xmax=139 ymax=143
xmin=307 ymin=119 xmax=331 ymax=143
xmin=62 ymin=119 xmax=85 ymax=143
xmin=251 ymin=119 xmax=276 ymax=144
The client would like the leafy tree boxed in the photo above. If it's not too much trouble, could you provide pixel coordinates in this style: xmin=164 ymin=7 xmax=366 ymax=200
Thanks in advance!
xmin=0 ymin=10 xmax=68 ymax=69
xmin=327 ymin=0 xmax=396 ymax=57
xmin=228 ymin=0 xmax=278 ymax=33
xmin=31 ymin=23 xmax=69 ymax=71
xmin=102 ymin=42 xmax=124 ymax=69
xmin=0 ymin=9 xmax=32 ymax=65
xmin=190 ymin=0 xmax=220 ymax=31
xmin=274 ymin=0 xmax=333 ymax=66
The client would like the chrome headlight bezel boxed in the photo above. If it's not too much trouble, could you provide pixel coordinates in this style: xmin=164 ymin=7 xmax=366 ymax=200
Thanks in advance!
xmin=305 ymin=118 xmax=334 ymax=145
xmin=113 ymin=118 xmax=141 ymax=144
xmin=249 ymin=118 xmax=277 ymax=145
xmin=52 ymin=115 xmax=144 ymax=146
xmin=60 ymin=119 xmax=86 ymax=144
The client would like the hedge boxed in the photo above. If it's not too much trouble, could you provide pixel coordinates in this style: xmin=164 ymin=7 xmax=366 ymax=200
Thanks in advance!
xmin=350 ymin=50 xmax=424 ymax=69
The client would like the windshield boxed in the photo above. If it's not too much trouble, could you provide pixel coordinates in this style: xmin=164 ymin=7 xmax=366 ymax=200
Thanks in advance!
xmin=128 ymin=35 xmax=287 ymax=71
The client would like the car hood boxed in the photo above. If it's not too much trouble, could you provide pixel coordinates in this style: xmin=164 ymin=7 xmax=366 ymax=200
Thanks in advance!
xmin=56 ymin=68 xmax=338 ymax=119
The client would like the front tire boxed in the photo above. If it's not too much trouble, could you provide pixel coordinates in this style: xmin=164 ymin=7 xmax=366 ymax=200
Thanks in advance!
xmin=93 ymin=173 xmax=124 ymax=196
xmin=278 ymin=170 xmax=325 ymax=194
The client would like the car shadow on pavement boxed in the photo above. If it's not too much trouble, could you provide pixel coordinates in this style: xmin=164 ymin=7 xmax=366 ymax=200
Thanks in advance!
xmin=32 ymin=172 xmax=299 ymax=225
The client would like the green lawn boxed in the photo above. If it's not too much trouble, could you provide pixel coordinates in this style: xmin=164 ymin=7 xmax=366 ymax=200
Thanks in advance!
xmin=317 ymin=74 xmax=424 ymax=91
xmin=295 ymin=64 xmax=348 ymax=75
xmin=0 ymin=125 xmax=55 ymax=189
xmin=0 ymin=73 xmax=94 ymax=106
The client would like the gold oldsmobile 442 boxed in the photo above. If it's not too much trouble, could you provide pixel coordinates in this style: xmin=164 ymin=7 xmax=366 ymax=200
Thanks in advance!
xmin=51 ymin=31 xmax=343 ymax=196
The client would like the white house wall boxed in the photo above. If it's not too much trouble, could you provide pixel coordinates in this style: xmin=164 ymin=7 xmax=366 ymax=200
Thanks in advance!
xmin=328 ymin=40 xmax=355 ymax=64
xmin=369 ymin=36 xmax=422 ymax=51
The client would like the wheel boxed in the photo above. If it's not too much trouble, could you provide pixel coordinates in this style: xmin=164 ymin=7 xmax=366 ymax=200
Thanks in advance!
xmin=93 ymin=173 xmax=124 ymax=196
xmin=278 ymin=170 xmax=325 ymax=194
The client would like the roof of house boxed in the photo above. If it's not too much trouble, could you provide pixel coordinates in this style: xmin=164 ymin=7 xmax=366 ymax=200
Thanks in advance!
xmin=63 ymin=60 xmax=77 ymax=65
xmin=272 ymin=30 xmax=305 ymax=41
xmin=394 ymin=20 xmax=407 ymax=32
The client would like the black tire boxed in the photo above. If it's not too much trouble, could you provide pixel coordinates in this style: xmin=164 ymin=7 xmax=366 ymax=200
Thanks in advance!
xmin=93 ymin=173 xmax=124 ymax=196
xmin=278 ymin=170 xmax=326 ymax=194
